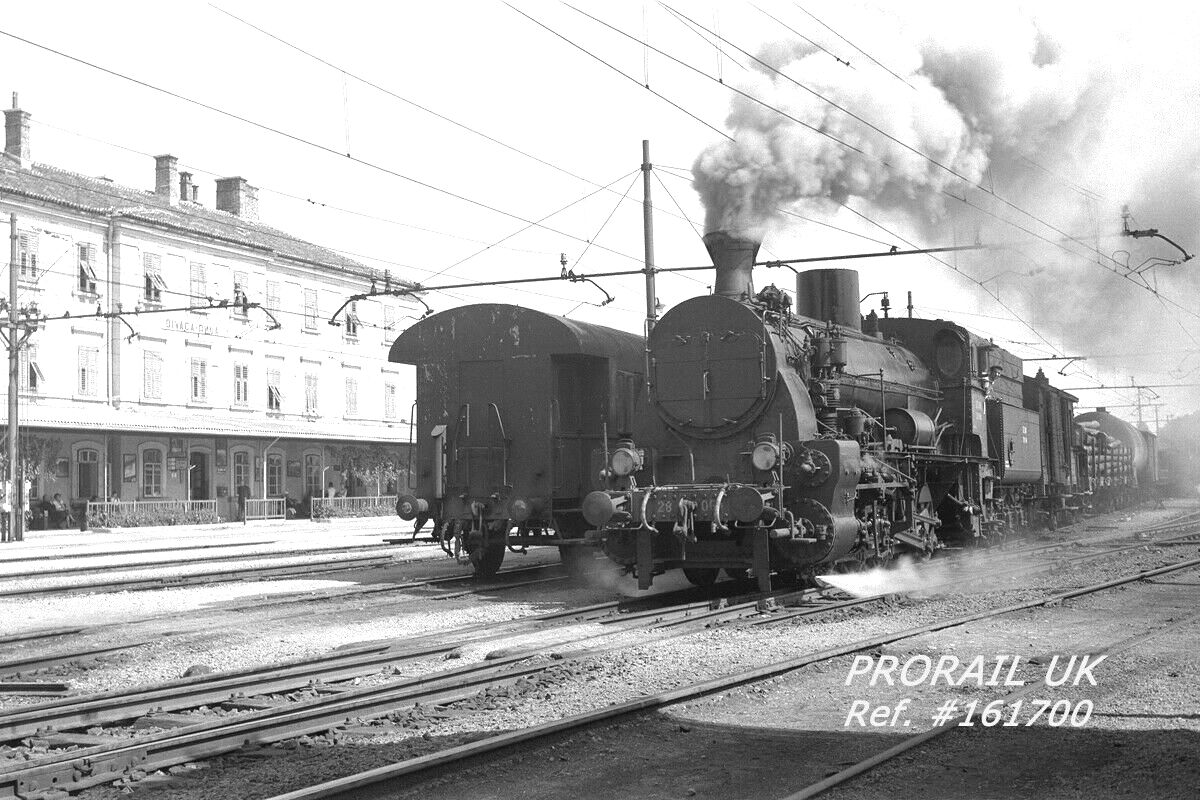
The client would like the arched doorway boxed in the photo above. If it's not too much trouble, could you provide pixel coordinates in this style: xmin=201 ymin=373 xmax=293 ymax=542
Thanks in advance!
xmin=189 ymin=451 xmax=210 ymax=500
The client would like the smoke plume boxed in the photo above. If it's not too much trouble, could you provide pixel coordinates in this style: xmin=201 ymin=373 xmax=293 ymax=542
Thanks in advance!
xmin=692 ymin=2 xmax=1200 ymax=362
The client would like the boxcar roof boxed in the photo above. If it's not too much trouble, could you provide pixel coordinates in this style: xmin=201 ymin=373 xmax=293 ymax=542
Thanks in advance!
xmin=389 ymin=304 xmax=644 ymax=370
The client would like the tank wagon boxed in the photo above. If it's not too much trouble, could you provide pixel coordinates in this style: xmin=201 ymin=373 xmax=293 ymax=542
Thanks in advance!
xmin=1075 ymin=408 xmax=1157 ymax=510
xmin=390 ymin=304 xmax=645 ymax=577
xmin=580 ymin=231 xmax=1151 ymax=591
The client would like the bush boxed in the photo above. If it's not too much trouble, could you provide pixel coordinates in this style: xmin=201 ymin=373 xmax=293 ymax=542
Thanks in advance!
xmin=310 ymin=497 xmax=396 ymax=520
xmin=87 ymin=505 xmax=222 ymax=529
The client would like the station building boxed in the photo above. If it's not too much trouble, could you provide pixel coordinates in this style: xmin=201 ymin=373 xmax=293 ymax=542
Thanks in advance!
xmin=0 ymin=98 xmax=417 ymax=519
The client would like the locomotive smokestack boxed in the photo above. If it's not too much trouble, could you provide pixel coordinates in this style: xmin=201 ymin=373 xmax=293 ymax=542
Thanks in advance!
xmin=703 ymin=231 xmax=760 ymax=299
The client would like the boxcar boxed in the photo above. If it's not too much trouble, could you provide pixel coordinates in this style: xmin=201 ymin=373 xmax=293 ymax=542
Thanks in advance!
xmin=390 ymin=304 xmax=645 ymax=576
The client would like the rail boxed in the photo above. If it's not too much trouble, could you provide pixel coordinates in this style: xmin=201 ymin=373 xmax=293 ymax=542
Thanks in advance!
xmin=310 ymin=495 xmax=397 ymax=519
xmin=86 ymin=499 xmax=220 ymax=528
xmin=245 ymin=497 xmax=287 ymax=521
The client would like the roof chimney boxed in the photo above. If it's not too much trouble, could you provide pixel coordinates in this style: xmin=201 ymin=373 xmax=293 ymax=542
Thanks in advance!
xmin=215 ymin=177 xmax=259 ymax=222
xmin=179 ymin=171 xmax=194 ymax=203
xmin=702 ymin=231 xmax=760 ymax=299
xmin=155 ymin=155 xmax=179 ymax=205
xmin=4 ymin=92 xmax=31 ymax=166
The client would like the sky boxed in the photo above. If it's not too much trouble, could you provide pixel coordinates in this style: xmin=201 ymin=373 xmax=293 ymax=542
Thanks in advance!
xmin=2 ymin=0 xmax=1198 ymax=429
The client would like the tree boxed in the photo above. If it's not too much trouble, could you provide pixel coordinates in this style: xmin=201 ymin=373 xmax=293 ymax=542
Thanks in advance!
xmin=327 ymin=443 xmax=412 ymax=495
xmin=0 ymin=433 xmax=62 ymax=484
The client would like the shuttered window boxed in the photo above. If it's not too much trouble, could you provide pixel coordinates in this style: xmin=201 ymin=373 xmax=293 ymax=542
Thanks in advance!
xmin=190 ymin=358 xmax=208 ymax=402
xmin=344 ymin=377 xmax=358 ymax=416
xmin=17 ymin=231 xmax=38 ymax=279
xmin=304 ymin=289 xmax=318 ymax=329
xmin=267 ymin=368 xmax=282 ymax=410
xmin=143 ymin=351 xmax=163 ymax=399
xmin=78 ymin=347 xmax=99 ymax=396
xmin=384 ymin=382 xmax=397 ymax=419
xmin=233 ymin=363 xmax=249 ymax=405
xmin=233 ymin=271 xmax=249 ymax=315
xmin=305 ymin=373 xmax=319 ymax=414
xmin=265 ymin=281 xmax=280 ymax=312
xmin=78 ymin=243 xmax=98 ymax=293
xmin=19 ymin=346 xmax=43 ymax=392
xmin=190 ymin=263 xmax=207 ymax=305
xmin=143 ymin=253 xmax=165 ymax=302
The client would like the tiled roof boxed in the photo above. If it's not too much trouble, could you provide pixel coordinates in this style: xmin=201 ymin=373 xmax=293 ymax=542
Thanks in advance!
xmin=0 ymin=158 xmax=405 ymax=281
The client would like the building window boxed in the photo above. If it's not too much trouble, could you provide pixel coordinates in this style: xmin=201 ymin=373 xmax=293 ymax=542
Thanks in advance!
xmin=304 ymin=288 xmax=318 ymax=330
xmin=142 ymin=448 xmax=163 ymax=497
xmin=233 ymin=363 xmax=249 ymax=405
xmin=344 ymin=376 xmax=358 ymax=416
xmin=78 ymin=347 xmax=99 ymax=396
xmin=190 ymin=358 xmax=208 ymax=402
xmin=233 ymin=271 xmax=248 ymax=316
xmin=143 ymin=351 xmax=163 ymax=400
xmin=344 ymin=301 xmax=359 ymax=338
xmin=305 ymin=373 xmax=319 ymax=414
xmin=17 ymin=231 xmax=38 ymax=280
xmin=266 ymin=281 xmax=280 ymax=313
xmin=382 ymin=305 xmax=395 ymax=331
xmin=304 ymin=453 xmax=322 ymax=498
xmin=266 ymin=454 xmax=284 ymax=496
xmin=143 ymin=253 xmax=165 ymax=303
xmin=78 ymin=243 xmax=98 ymax=294
xmin=233 ymin=450 xmax=250 ymax=490
xmin=77 ymin=447 xmax=100 ymax=499
xmin=19 ymin=346 xmax=43 ymax=393
xmin=267 ymin=368 xmax=282 ymax=411
xmin=384 ymin=382 xmax=397 ymax=419
xmin=190 ymin=262 xmax=208 ymax=306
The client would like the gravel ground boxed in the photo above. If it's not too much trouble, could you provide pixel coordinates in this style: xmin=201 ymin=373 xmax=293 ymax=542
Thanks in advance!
xmin=26 ymin=502 xmax=1189 ymax=800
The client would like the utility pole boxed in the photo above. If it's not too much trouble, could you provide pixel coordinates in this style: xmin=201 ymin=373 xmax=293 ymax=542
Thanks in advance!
xmin=641 ymin=140 xmax=657 ymax=334
xmin=6 ymin=214 xmax=20 ymax=542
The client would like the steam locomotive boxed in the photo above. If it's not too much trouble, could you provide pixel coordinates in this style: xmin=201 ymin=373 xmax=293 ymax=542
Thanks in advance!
xmin=392 ymin=231 xmax=1155 ymax=587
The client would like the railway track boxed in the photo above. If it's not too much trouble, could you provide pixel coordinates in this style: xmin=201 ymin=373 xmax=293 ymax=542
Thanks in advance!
xmin=0 ymin=542 xmax=413 ymax=581
xmin=250 ymin=556 xmax=1200 ymax=800
xmin=0 ymin=561 xmax=575 ymax=678
xmin=779 ymin=611 xmax=1200 ymax=799
xmin=4 ymin=511 xmax=1197 ymax=798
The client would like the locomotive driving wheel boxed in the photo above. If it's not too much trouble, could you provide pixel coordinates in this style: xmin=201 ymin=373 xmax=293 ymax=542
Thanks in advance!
xmin=466 ymin=519 xmax=509 ymax=578
xmin=913 ymin=500 xmax=938 ymax=561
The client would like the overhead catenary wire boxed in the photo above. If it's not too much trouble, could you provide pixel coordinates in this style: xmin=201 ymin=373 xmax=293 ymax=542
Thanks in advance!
xmin=0 ymin=145 xmax=646 ymax=317
xmin=564 ymin=1 xmax=1192 ymax=335
xmin=788 ymin=1 xmax=915 ymax=89
xmin=204 ymin=4 xmax=712 ymax=243
xmin=9 ymin=15 xmax=1171 ymax=407
xmin=749 ymin=4 xmax=853 ymax=68
xmin=659 ymin=5 xmax=1184 ymax=287
xmin=424 ymin=170 xmax=641 ymax=283
xmin=0 ymin=27 xmax=661 ymax=275
xmin=517 ymin=5 xmax=1149 ymax=401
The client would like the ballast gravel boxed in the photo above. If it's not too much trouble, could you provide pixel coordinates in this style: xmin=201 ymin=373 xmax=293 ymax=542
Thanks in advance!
xmin=0 ymin=504 xmax=1191 ymax=799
